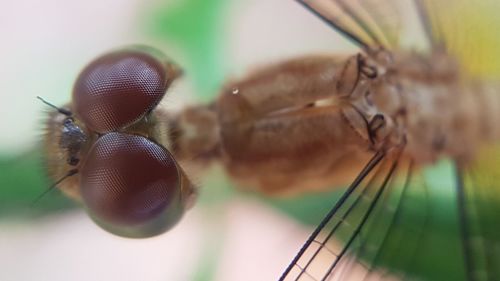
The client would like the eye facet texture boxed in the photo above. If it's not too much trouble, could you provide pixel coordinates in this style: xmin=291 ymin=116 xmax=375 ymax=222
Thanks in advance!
xmin=73 ymin=48 xmax=170 ymax=133
xmin=80 ymin=132 xmax=183 ymax=237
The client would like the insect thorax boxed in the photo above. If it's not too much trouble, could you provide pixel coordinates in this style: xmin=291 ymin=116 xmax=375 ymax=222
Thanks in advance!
xmin=169 ymin=50 xmax=500 ymax=194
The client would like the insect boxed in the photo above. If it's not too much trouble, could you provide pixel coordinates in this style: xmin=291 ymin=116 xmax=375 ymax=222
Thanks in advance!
xmin=39 ymin=0 xmax=500 ymax=280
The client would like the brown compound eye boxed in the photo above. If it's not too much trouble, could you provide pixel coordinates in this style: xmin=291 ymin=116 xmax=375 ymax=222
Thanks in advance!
xmin=73 ymin=47 xmax=180 ymax=133
xmin=80 ymin=132 xmax=191 ymax=238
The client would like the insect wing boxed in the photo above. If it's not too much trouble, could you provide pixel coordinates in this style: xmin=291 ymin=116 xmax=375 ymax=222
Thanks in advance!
xmin=417 ymin=0 xmax=500 ymax=78
xmin=279 ymin=150 xmax=434 ymax=280
xmin=296 ymin=0 xmax=403 ymax=51
xmin=456 ymin=145 xmax=500 ymax=281
xmin=299 ymin=0 xmax=500 ymax=78
xmin=425 ymin=0 xmax=500 ymax=279
xmin=285 ymin=1 xmax=500 ymax=280
xmin=280 ymin=150 xmax=386 ymax=280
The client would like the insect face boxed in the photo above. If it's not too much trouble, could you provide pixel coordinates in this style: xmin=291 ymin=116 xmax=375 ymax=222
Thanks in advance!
xmin=43 ymin=46 xmax=194 ymax=238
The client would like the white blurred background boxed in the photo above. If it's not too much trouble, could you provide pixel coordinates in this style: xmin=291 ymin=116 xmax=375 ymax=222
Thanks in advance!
xmin=0 ymin=0 xmax=361 ymax=280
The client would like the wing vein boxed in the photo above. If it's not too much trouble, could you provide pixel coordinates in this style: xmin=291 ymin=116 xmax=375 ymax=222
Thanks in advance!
xmin=321 ymin=151 xmax=401 ymax=281
xmin=279 ymin=150 xmax=385 ymax=281
xmin=296 ymin=0 xmax=371 ymax=51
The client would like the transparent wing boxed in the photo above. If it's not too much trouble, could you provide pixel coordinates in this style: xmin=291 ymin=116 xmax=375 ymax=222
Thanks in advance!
xmin=300 ymin=0 xmax=500 ymax=77
xmin=456 ymin=145 xmax=500 ymax=281
xmin=325 ymin=157 xmax=429 ymax=281
xmin=417 ymin=0 xmax=500 ymax=78
xmin=287 ymin=1 xmax=500 ymax=280
xmin=280 ymin=149 xmax=434 ymax=281
xmin=415 ymin=1 xmax=500 ymax=277
xmin=351 ymin=161 xmax=429 ymax=281
xmin=296 ymin=0 xmax=403 ymax=51
xmin=423 ymin=1 xmax=500 ymax=278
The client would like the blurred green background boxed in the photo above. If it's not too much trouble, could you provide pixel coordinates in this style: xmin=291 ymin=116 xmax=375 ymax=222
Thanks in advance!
xmin=0 ymin=1 xmax=492 ymax=281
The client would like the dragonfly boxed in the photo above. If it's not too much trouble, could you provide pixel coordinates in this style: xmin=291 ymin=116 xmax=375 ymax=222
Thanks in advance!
xmin=38 ymin=0 xmax=500 ymax=280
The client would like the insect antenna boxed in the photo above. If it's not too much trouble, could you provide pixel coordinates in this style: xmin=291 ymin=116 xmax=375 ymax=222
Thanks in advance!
xmin=37 ymin=96 xmax=72 ymax=116
xmin=30 ymin=168 xmax=78 ymax=207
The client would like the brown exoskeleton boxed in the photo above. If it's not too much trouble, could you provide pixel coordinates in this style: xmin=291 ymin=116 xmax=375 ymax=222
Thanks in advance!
xmin=41 ymin=0 xmax=500 ymax=280
xmin=42 ymin=44 xmax=496 ymax=233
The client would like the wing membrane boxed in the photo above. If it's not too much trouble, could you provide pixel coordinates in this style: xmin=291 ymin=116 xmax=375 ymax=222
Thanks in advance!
xmin=279 ymin=149 xmax=432 ymax=281
xmin=299 ymin=0 xmax=500 ymax=77
xmin=279 ymin=150 xmax=387 ymax=280
xmin=356 ymin=161 xmax=429 ymax=280
xmin=457 ymin=145 xmax=500 ymax=280
xmin=296 ymin=0 xmax=403 ymax=51
xmin=358 ymin=0 xmax=401 ymax=47
xmin=418 ymin=0 xmax=500 ymax=78
xmin=330 ymin=161 xmax=415 ymax=280
xmin=323 ymin=152 xmax=401 ymax=280
xmin=288 ymin=1 xmax=500 ymax=280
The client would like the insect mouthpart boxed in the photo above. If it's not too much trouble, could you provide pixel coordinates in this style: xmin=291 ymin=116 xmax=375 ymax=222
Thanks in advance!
xmin=60 ymin=118 xmax=88 ymax=166
xmin=37 ymin=96 xmax=88 ymax=167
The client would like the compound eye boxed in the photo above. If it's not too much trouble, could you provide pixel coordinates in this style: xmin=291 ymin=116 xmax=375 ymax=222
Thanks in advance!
xmin=73 ymin=47 xmax=179 ymax=133
xmin=80 ymin=132 xmax=187 ymax=238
